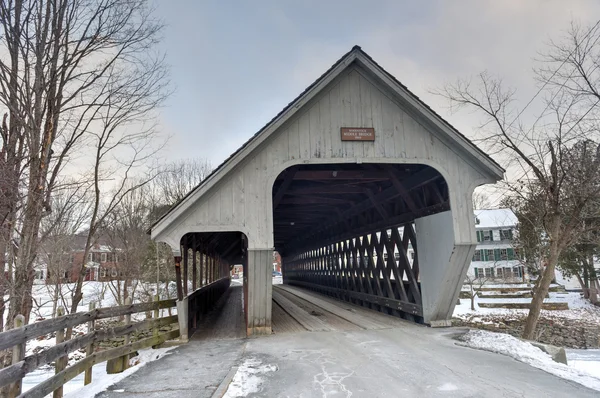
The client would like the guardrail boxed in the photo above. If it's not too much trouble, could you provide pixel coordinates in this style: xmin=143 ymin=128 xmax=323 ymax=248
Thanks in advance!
xmin=177 ymin=277 xmax=230 ymax=340
xmin=0 ymin=297 xmax=179 ymax=398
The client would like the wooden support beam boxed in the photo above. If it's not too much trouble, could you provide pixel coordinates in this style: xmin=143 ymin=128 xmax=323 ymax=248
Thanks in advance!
xmin=292 ymin=170 xmax=391 ymax=180
xmin=382 ymin=164 xmax=420 ymax=213
xmin=284 ymin=185 xmax=367 ymax=195
xmin=192 ymin=236 xmax=197 ymax=291
xmin=279 ymin=196 xmax=353 ymax=205
xmin=273 ymin=167 xmax=298 ymax=209
xmin=182 ymin=243 xmax=189 ymax=296
xmin=363 ymin=188 xmax=388 ymax=219
xmin=285 ymin=168 xmax=441 ymax=249
xmin=222 ymin=237 xmax=242 ymax=260
xmin=174 ymin=256 xmax=183 ymax=301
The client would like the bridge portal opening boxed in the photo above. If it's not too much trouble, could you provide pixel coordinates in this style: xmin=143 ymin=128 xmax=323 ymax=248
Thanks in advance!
xmin=272 ymin=163 xmax=449 ymax=323
xmin=178 ymin=231 xmax=247 ymax=338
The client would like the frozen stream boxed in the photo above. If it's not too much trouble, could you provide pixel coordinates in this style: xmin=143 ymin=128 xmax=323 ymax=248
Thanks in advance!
xmin=567 ymin=349 xmax=600 ymax=379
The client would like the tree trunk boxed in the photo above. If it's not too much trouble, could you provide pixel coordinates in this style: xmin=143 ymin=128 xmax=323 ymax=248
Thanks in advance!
xmin=522 ymin=236 xmax=560 ymax=340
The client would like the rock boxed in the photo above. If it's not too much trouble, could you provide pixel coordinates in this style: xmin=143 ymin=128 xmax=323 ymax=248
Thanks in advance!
xmin=527 ymin=341 xmax=568 ymax=365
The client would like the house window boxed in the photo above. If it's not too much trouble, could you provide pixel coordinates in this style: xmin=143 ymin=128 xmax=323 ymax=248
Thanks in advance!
xmin=383 ymin=253 xmax=388 ymax=261
xmin=496 ymin=268 xmax=503 ymax=278
xmin=514 ymin=248 xmax=521 ymax=259
xmin=513 ymin=267 xmax=522 ymax=278
xmin=410 ymin=252 xmax=415 ymax=260
xmin=485 ymin=249 xmax=495 ymax=261
xmin=101 ymin=268 xmax=107 ymax=278
xmin=101 ymin=253 xmax=107 ymax=263
xmin=484 ymin=268 xmax=493 ymax=277
xmin=394 ymin=253 xmax=400 ymax=260
xmin=473 ymin=250 xmax=482 ymax=261
xmin=499 ymin=249 xmax=508 ymax=260
xmin=482 ymin=231 xmax=492 ymax=241
xmin=503 ymin=267 xmax=513 ymax=278
xmin=500 ymin=230 xmax=512 ymax=241
xmin=474 ymin=268 xmax=484 ymax=278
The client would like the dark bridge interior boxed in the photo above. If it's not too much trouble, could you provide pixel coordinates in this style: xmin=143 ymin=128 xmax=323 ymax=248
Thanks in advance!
xmin=271 ymin=163 xmax=450 ymax=323
xmin=272 ymin=163 xmax=449 ymax=256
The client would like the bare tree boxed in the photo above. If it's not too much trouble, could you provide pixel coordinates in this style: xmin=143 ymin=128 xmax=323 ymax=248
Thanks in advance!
xmin=0 ymin=0 xmax=169 ymax=326
xmin=434 ymin=21 xmax=600 ymax=339
xmin=464 ymin=263 xmax=502 ymax=311
xmin=473 ymin=189 xmax=492 ymax=210
xmin=154 ymin=159 xmax=212 ymax=206
xmin=38 ymin=182 xmax=89 ymax=318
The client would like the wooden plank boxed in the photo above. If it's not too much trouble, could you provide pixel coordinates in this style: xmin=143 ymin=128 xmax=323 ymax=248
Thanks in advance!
xmin=381 ymin=232 xmax=410 ymax=303
xmin=393 ymin=227 xmax=422 ymax=306
xmin=0 ymin=315 xmax=179 ymax=389
xmin=275 ymin=285 xmax=390 ymax=330
xmin=9 ymin=314 xmax=24 ymax=397
xmin=285 ymin=280 xmax=422 ymax=317
xmin=53 ymin=307 xmax=66 ymax=398
xmin=95 ymin=299 xmax=177 ymax=320
xmin=22 ymin=329 xmax=180 ymax=398
xmin=0 ymin=312 xmax=93 ymax=352
xmin=272 ymin=290 xmax=333 ymax=332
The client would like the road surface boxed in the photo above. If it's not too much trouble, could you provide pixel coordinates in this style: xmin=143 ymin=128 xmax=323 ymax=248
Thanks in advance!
xmin=96 ymin=285 xmax=598 ymax=397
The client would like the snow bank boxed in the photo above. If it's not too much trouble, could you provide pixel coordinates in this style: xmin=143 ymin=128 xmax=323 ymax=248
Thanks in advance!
xmin=458 ymin=330 xmax=600 ymax=391
xmin=223 ymin=357 xmax=277 ymax=397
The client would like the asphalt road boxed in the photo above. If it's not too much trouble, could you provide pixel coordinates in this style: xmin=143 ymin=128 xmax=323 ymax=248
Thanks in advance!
xmin=96 ymin=325 xmax=598 ymax=397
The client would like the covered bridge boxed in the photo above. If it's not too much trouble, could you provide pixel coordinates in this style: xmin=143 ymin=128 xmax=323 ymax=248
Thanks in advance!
xmin=150 ymin=46 xmax=504 ymax=337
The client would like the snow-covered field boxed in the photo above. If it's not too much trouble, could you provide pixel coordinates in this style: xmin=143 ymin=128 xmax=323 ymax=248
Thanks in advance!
xmin=453 ymin=290 xmax=598 ymax=319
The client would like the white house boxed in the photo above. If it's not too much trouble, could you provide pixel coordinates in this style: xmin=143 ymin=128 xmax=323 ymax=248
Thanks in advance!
xmin=467 ymin=208 xmax=525 ymax=283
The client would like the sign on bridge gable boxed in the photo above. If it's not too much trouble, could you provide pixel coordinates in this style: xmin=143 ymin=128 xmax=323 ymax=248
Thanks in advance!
xmin=340 ymin=127 xmax=375 ymax=141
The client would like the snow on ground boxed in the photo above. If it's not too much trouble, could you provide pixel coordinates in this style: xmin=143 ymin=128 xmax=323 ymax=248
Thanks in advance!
xmin=453 ymin=291 xmax=599 ymax=320
xmin=223 ymin=357 xmax=278 ymax=397
xmin=567 ymin=349 xmax=600 ymax=379
xmin=458 ymin=330 xmax=600 ymax=391
xmin=16 ymin=281 xmax=179 ymax=397
xmin=22 ymin=346 xmax=175 ymax=398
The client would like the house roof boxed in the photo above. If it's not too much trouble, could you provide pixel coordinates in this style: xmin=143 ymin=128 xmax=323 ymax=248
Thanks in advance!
xmin=150 ymin=46 xmax=505 ymax=237
xmin=474 ymin=208 xmax=518 ymax=228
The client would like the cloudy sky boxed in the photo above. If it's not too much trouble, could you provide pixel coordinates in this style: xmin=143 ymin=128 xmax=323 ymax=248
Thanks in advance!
xmin=152 ymin=0 xmax=600 ymax=169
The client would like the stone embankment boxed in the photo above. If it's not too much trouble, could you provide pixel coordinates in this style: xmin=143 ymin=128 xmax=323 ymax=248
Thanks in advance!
xmin=453 ymin=311 xmax=600 ymax=349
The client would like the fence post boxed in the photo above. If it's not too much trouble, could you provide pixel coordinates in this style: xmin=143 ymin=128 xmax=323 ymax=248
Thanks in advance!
xmin=9 ymin=314 xmax=25 ymax=397
xmin=54 ymin=307 xmax=66 ymax=398
xmin=123 ymin=297 xmax=132 ymax=370
xmin=84 ymin=302 xmax=96 ymax=385
xmin=107 ymin=297 xmax=132 ymax=374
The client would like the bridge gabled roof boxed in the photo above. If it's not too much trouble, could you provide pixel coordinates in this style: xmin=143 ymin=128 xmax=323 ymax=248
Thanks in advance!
xmin=150 ymin=46 xmax=504 ymax=238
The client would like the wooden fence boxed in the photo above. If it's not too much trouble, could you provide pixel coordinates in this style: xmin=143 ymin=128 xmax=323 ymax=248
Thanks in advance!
xmin=0 ymin=297 xmax=179 ymax=398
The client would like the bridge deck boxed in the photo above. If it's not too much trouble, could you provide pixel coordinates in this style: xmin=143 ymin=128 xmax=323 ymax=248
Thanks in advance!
xmin=95 ymin=284 xmax=598 ymax=398
xmin=194 ymin=282 xmax=411 ymax=338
